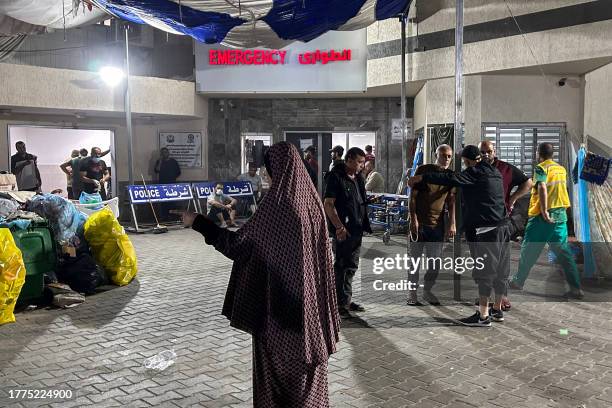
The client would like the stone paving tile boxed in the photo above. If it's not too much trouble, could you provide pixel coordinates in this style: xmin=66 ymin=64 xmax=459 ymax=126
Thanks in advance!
xmin=1 ymin=230 xmax=612 ymax=407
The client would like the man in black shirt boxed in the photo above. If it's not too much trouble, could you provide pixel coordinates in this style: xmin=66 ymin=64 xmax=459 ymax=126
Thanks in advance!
xmin=324 ymin=147 xmax=371 ymax=317
xmin=154 ymin=147 xmax=182 ymax=220
xmin=80 ymin=147 xmax=110 ymax=200
xmin=408 ymin=145 xmax=509 ymax=327
xmin=154 ymin=148 xmax=181 ymax=184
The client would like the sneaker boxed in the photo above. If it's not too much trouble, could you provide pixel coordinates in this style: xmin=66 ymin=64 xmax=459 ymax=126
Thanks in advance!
xmin=423 ymin=290 xmax=441 ymax=306
xmin=349 ymin=302 xmax=365 ymax=312
xmin=339 ymin=307 xmax=351 ymax=318
xmin=501 ymin=297 xmax=512 ymax=311
xmin=508 ymin=280 xmax=523 ymax=291
xmin=564 ymin=288 xmax=584 ymax=300
xmin=406 ymin=291 xmax=423 ymax=306
xmin=458 ymin=311 xmax=491 ymax=327
xmin=489 ymin=307 xmax=504 ymax=322
xmin=219 ymin=222 xmax=228 ymax=229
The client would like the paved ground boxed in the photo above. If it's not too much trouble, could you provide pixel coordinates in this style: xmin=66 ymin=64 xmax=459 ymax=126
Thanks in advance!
xmin=2 ymin=227 xmax=612 ymax=407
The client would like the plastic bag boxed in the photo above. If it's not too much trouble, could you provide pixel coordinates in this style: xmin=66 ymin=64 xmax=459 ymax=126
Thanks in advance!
xmin=26 ymin=194 xmax=87 ymax=245
xmin=79 ymin=192 xmax=103 ymax=210
xmin=57 ymin=253 xmax=107 ymax=294
xmin=144 ymin=350 xmax=176 ymax=371
xmin=84 ymin=208 xmax=137 ymax=286
xmin=0 ymin=229 xmax=27 ymax=325
xmin=0 ymin=198 xmax=19 ymax=218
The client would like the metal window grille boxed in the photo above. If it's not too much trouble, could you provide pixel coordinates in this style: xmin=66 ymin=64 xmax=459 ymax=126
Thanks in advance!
xmin=482 ymin=123 xmax=565 ymax=176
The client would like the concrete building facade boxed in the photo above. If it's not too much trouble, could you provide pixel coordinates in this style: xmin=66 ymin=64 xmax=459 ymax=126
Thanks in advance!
xmin=0 ymin=0 xmax=610 ymax=210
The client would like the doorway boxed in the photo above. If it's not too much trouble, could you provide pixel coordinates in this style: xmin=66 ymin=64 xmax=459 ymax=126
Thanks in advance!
xmin=285 ymin=132 xmax=330 ymax=194
xmin=8 ymin=126 xmax=115 ymax=198
xmin=285 ymin=130 xmax=376 ymax=194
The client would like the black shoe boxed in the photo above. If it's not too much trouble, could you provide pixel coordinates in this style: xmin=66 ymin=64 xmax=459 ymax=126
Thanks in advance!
xmin=489 ymin=307 xmax=504 ymax=322
xmin=349 ymin=302 xmax=365 ymax=312
xmin=339 ymin=307 xmax=352 ymax=318
xmin=458 ymin=311 xmax=491 ymax=327
xmin=406 ymin=291 xmax=423 ymax=306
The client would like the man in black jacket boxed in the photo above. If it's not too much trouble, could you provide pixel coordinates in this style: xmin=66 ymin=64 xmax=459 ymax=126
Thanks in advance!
xmin=324 ymin=147 xmax=372 ymax=317
xmin=408 ymin=145 xmax=509 ymax=327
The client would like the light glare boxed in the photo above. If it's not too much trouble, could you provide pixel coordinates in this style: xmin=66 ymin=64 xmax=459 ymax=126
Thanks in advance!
xmin=99 ymin=66 xmax=125 ymax=87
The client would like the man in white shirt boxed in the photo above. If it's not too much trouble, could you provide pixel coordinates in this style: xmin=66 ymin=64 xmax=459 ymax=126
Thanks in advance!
xmin=207 ymin=183 xmax=238 ymax=228
xmin=237 ymin=163 xmax=263 ymax=201
xmin=364 ymin=161 xmax=384 ymax=193
xmin=10 ymin=141 xmax=41 ymax=192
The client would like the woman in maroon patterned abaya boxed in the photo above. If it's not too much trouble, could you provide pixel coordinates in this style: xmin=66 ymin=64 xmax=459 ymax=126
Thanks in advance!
xmin=182 ymin=142 xmax=340 ymax=407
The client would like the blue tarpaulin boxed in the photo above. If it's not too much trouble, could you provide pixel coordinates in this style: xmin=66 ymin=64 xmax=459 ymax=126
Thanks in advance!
xmin=92 ymin=0 xmax=412 ymax=47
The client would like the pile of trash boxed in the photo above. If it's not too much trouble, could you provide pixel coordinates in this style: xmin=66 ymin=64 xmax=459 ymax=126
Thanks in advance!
xmin=0 ymin=193 xmax=138 ymax=325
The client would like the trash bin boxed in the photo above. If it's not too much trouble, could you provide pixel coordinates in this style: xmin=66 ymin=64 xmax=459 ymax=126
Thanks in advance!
xmin=11 ymin=222 xmax=56 ymax=303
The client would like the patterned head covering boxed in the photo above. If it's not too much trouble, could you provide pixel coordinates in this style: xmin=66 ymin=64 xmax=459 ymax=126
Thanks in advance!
xmin=217 ymin=142 xmax=340 ymax=364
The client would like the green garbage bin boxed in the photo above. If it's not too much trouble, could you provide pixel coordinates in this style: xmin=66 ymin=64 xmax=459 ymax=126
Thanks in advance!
xmin=11 ymin=222 xmax=57 ymax=304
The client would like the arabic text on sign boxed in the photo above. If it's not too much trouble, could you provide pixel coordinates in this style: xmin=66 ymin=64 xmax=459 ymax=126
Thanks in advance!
xmin=298 ymin=49 xmax=351 ymax=65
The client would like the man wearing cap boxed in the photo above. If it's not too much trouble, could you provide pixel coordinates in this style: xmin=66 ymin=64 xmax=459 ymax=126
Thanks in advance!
xmin=408 ymin=145 xmax=509 ymax=327
xmin=510 ymin=143 xmax=583 ymax=299
xmin=479 ymin=140 xmax=532 ymax=311
xmin=329 ymin=145 xmax=344 ymax=171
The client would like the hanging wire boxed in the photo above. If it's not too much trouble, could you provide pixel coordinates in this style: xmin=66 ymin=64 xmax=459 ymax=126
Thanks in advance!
xmin=62 ymin=0 xmax=67 ymax=41
xmin=178 ymin=0 xmax=184 ymax=24
xmin=503 ymin=0 xmax=578 ymax=140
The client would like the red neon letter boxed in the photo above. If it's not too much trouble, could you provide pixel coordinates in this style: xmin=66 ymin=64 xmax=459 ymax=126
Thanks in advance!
xmin=217 ymin=50 xmax=230 ymax=65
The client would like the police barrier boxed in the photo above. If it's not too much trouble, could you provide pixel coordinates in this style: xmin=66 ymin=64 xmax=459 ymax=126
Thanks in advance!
xmin=191 ymin=181 xmax=257 ymax=216
xmin=127 ymin=183 xmax=197 ymax=232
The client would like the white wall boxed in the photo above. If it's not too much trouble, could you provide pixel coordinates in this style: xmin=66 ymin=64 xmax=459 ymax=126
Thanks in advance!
xmin=412 ymin=75 xmax=483 ymax=154
xmin=0 ymin=63 xmax=201 ymax=117
xmin=584 ymin=62 xmax=612 ymax=149
xmin=413 ymin=83 xmax=427 ymax=133
xmin=9 ymin=127 xmax=112 ymax=165
xmin=481 ymin=75 xmax=583 ymax=142
xmin=412 ymin=74 xmax=582 ymax=158
xmin=369 ymin=19 xmax=612 ymax=88
xmin=1 ymin=111 xmax=209 ymax=187
xmin=367 ymin=0 xmax=593 ymax=44
xmin=8 ymin=127 xmax=113 ymax=195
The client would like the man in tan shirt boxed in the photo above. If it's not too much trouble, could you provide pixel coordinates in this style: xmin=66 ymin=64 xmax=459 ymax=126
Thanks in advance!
xmin=407 ymin=144 xmax=456 ymax=305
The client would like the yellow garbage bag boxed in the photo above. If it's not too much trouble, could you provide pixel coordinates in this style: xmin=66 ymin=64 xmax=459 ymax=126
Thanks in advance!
xmin=0 ymin=228 xmax=26 ymax=325
xmin=84 ymin=208 xmax=138 ymax=286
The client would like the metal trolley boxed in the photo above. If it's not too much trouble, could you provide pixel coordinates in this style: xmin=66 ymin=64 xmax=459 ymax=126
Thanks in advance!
xmin=367 ymin=193 xmax=411 ymax=245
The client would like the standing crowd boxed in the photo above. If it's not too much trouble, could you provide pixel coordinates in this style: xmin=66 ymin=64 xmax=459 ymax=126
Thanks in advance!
xmin=178 ymin=139 xmax=582 ymax=407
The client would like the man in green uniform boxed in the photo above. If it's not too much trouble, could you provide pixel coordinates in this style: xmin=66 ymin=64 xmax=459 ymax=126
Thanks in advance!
xmin=510 ymin=143 xmax=583 ymax=299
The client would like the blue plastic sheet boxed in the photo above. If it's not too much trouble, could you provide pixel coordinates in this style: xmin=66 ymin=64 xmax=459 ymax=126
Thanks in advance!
xmin=575 ymin=146 xmax=597 ymax=278
xmin=94 ymin=0 xmax=412 ymax=45
xmin=26 ymin=194 xmax=87 ymax=245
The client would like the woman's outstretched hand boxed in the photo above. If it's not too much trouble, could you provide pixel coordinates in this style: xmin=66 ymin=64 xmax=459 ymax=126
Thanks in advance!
xmin=182 ymin=211 xmax=198 ymax=228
